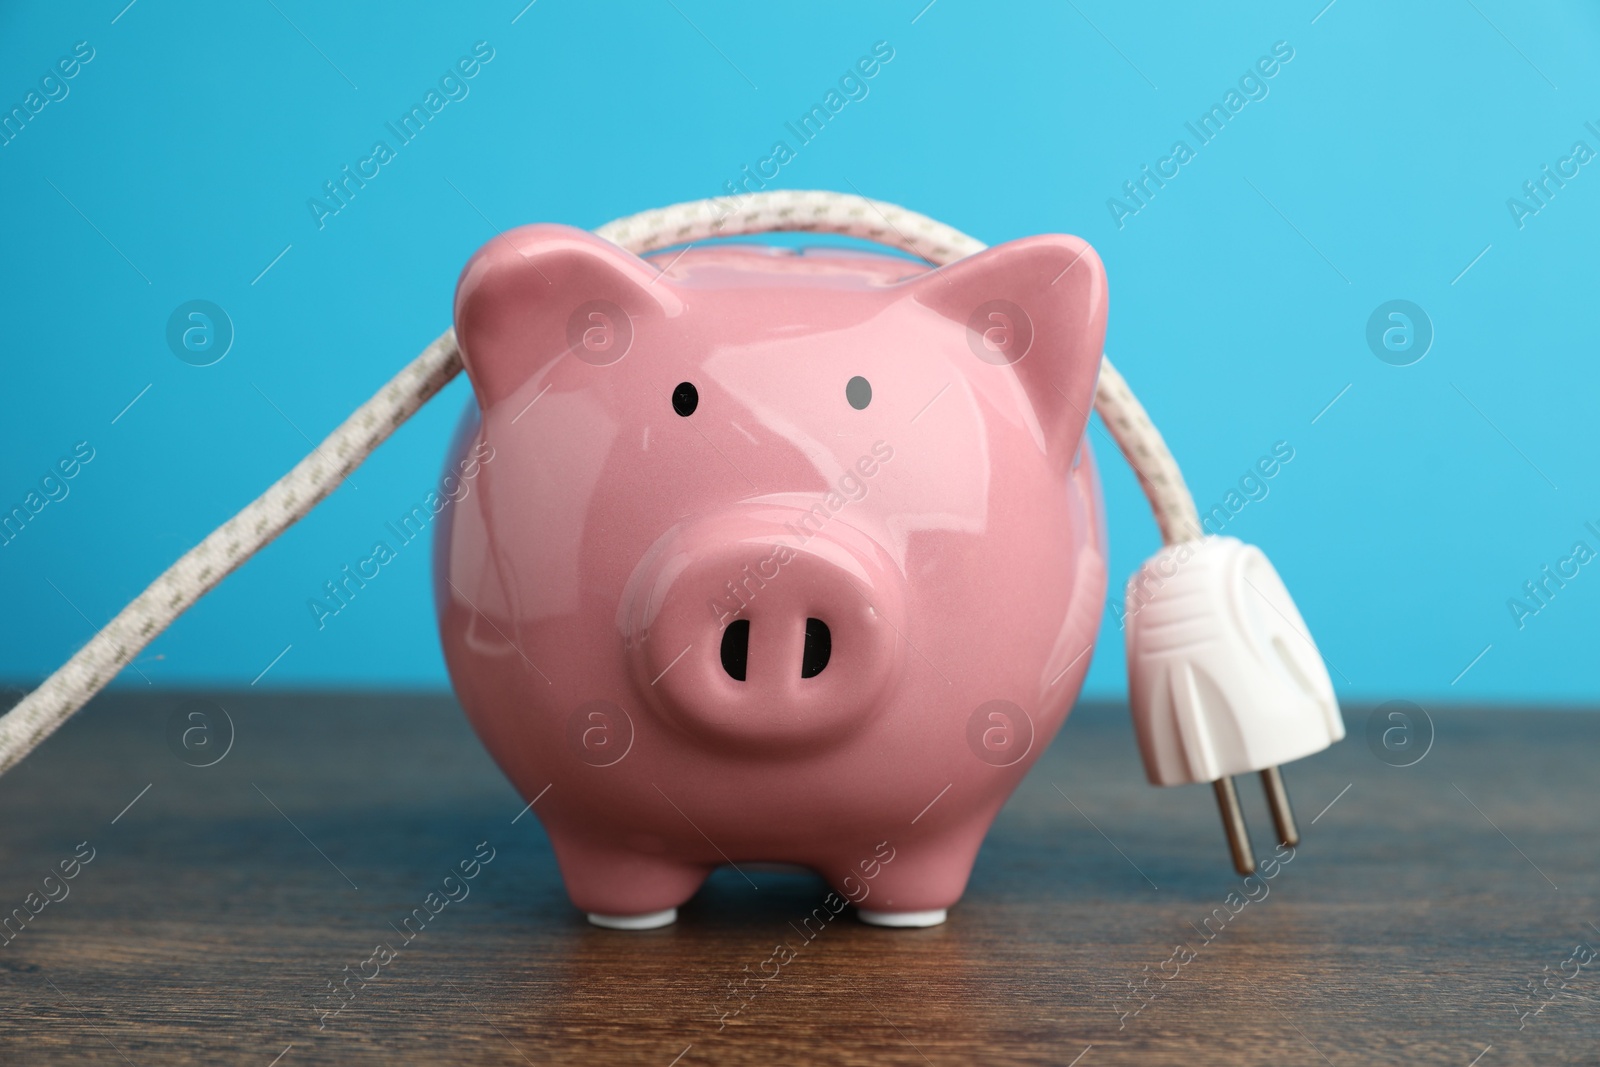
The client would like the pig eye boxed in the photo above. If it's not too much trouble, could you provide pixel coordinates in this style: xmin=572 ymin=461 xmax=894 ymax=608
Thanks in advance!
xmin=672 ymin=381 xmax=699 ymax=417
xmin=846 ymin=376 xmax=871 ymax=410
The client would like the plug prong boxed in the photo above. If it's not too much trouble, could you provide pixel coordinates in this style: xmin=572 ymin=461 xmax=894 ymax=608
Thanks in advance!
xmin=1212 ymin=777 xmax=1255 ymax=876
xmin=1259 ymin=765 xmax=1300 ymax=848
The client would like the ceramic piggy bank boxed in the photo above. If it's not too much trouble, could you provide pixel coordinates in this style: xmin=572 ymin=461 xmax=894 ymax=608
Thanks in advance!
xmin=434 ymin=223 xmax=1109 ymax=929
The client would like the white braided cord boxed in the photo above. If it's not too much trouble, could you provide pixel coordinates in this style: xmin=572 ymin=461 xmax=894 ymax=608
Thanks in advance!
xmin=1091 ymin=357 xmax=1201 ymax=542
xmin=0 ymin=189 xmax=1196 ymax=776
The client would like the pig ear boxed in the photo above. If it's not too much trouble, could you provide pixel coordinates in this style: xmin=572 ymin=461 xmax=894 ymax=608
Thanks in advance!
xmin=453 ymin=224 xmax=681 ymax=409
xmin=910 ymin=234 xmax=1107 ymax=461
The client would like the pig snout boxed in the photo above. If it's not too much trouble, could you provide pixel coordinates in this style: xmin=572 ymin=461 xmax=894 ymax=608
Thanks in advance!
xmin=623 ymin=507 xmax=906 ymax=753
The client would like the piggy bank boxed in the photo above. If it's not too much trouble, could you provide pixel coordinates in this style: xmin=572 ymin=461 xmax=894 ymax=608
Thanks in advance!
xmin=434 ymin=223 xmax=1109 ymax=928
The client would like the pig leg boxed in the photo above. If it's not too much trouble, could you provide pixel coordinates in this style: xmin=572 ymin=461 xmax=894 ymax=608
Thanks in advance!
xmin=548 ymin=832 xmax=714 ymax=929
xmin=820 ymin=825 xmax=987 ymax=928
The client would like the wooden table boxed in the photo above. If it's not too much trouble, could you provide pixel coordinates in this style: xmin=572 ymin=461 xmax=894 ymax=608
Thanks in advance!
xmin=0 ymin=691 xmax=1595 ymax=1065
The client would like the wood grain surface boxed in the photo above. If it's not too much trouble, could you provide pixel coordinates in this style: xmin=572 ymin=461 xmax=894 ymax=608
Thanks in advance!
xmin=0 ymin=690 xmax=1595 ymax=1065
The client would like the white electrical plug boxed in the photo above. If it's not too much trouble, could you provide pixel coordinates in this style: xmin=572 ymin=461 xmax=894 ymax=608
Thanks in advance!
xmin=1123 ymin=535 xmax=1345 ymax=874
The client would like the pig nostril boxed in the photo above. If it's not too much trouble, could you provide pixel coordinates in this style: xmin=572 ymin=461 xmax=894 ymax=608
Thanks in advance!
xmin=720 ymin=619 xmax=749 ymax=681
xmin=801 ymin=618 xmax=831 ymax=678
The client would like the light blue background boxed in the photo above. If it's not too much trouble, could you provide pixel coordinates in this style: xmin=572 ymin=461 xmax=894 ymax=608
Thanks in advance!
xmin=3 ymin=1 xmax=1597 ymax=705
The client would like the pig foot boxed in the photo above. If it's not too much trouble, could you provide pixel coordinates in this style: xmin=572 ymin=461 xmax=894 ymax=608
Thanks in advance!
xmin=820 ymin=823 xmax=987 ymax=928
xmin=549 ymin=832 xmax=713 ymax=926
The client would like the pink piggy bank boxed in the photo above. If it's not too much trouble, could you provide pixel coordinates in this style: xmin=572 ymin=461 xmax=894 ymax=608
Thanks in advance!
xmin=434 ymin=223 xmax=1109 ymax=929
